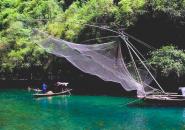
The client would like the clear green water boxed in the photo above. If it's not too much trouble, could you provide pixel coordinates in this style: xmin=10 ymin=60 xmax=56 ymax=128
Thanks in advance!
xmin=0 ymin=89 xmax=185 ymax=130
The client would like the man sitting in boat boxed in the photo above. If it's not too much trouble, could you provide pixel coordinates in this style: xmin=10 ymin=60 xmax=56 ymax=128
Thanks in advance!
xmin=33 ymin=82 xmax=72 ymax=98
xmin=178 ymin=87 xmax=185 ymax=98
xmin=42 ymin=83 xmax=47 ymax=93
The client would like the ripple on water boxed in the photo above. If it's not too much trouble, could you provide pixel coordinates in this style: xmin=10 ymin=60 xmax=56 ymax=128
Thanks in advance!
xmin=0 ymin=89 xmax=185 ymax=130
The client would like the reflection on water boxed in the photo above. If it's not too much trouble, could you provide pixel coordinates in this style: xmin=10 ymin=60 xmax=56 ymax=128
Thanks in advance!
xmin=1 ymin=89 xmax=185 ymax=130
xmin=35 ymin=95 xmax=70 ymax=109
xmin=182 ymin=108 xmax=185 ymax=122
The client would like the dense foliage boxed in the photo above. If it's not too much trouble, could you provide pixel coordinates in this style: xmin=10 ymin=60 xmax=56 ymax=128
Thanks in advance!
xmin=0 ymin=0 xmax=61 ymax=79
xmin=149 ymin=45 xmax=185 ymax=77
xmin=48 ymin=0 xmax=116 ymax=40
xmin=0 ymin=0 xmax=185 ymax=80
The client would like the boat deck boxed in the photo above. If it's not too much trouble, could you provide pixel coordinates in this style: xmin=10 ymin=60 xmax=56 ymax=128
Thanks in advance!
xmin=144 ymin=93 xmax=185 ymax=106
xmin=33 ymin=89 xmax=72 ymax=98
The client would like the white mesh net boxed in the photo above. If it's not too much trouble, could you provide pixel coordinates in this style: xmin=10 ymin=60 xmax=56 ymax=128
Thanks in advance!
xmin=33 ymin=29 xmax=157 ymax=97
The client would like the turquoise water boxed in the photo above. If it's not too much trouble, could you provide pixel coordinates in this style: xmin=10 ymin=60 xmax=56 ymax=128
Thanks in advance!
xmin=0 ymin=89 xmax=185 ymax=130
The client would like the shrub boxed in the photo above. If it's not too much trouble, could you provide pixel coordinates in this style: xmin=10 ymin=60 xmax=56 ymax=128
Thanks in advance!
xmin=149 ymin=45 xmax=185 ymax=77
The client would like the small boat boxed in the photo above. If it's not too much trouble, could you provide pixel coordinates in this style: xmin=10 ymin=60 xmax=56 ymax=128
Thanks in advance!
xmin=33 ymin=89 xmax=72 ymax=98
xmin=143 ymin=93 xmax=185 ymax=106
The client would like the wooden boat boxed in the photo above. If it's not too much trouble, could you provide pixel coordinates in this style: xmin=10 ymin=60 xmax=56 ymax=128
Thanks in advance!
xmin=143 ymin=93 xmax=185 ymax=106
xmin=33 ymin=89 xmax=72 ymax=98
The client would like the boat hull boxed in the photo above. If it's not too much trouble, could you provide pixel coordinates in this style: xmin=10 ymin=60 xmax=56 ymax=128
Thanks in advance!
xmin=143 ymin=97 xmax=185 ymax=106
xmin=33 ymin=89 xmax=72 ymax=98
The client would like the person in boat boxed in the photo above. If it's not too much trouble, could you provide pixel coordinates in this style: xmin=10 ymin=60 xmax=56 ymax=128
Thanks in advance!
xmin=178 ymin=88 xmax=182 ymax=95
xmin=42 ymin=83 xmax=47 ymax=93
xmin=178 ymin=87 xmax=185 ymax=98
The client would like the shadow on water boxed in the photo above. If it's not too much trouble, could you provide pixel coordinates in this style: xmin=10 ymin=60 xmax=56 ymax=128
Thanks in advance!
xmin=34 ymin=95 xmax=71 ymax=109
xmin=127 ymin=100 xmax=185 ymax=108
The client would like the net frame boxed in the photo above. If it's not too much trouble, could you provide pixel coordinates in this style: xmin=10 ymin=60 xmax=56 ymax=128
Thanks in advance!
xmin=33 ymin=29 xmax=162 ymax=97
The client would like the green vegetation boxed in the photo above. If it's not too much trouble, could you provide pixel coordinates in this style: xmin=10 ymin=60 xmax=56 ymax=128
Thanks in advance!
xmin=48 ymin=0 xmax=116 ymax=40
xmin=0 ymin=0 xmax=61 ymax=78
xmin=149 ymin=45 xmax=185 ymax=77
xmin=0 ymin=0 xmax=185 ymax=81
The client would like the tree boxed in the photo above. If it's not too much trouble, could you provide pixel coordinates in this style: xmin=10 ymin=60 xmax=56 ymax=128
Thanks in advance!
xmin=0 ymin=0 xmax=62 ymax=79
xmin=149 ymin=45 xmax=185 ymax=77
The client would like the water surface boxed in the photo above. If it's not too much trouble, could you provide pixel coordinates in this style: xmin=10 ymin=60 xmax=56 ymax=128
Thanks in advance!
xmin=0 ymin=89 xmax=185 ymax=130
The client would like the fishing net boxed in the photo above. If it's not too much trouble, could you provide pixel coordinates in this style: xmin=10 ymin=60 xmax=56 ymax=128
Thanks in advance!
xmin=32 ymin=29 xmax=156 ymax=97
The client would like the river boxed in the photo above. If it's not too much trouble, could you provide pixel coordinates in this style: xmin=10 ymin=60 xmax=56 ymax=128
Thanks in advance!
xmin=0 ymin=89 xmax=185 ymax=130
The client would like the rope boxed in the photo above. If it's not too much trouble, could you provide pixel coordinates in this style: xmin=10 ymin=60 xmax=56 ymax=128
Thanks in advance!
xmin=121 ymin=36 xmax=165 ymax=93
xmin=125 ymin=41 xmax=143 ymax=85
xmin=121 ymin=31 xmax=156 ymax=50
xmin=80 ymin=35 xmax=120 ymax=44
xmin=122 ymin=98 xmax=142 ymax=106
xmin=125 ymin=38 xmax=156 ymax=74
